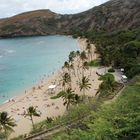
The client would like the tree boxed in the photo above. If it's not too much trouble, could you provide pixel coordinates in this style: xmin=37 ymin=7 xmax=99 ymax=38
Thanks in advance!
xmin=0 ymin=112 xmax=16 ymax=140
xmin=80 ymin=61 xmax=90 ymax=77
xmin=69 ymin=51 xmax=76 ymax=63
xmin=62 ymin=88 xmax=77 ymax=110
xmin=79 ymin=76 xmax=91 ymax=97
xmin=97 ymin=73 xmax=117 ymax=98
xmin=80 ymin=51 xmax=87 ymax=63
xmin=63 ymin=61 xmax=70 ymax=74
xmin=76 ymin=50 xmax=81 ymax=81
xmin=61 ymin=73 xmax=71 ymax=91
xmin=70 ymin=63 xmax=76 ymax=76
xmin=86 ymin=43 xmax=92 ymax=61
xmin=24 ymin=106 xmax=40 ymax=130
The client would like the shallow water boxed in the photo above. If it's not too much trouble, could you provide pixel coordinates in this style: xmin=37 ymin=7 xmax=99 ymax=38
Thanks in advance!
xmin=0 ymin=35 xmax=79 ymax=103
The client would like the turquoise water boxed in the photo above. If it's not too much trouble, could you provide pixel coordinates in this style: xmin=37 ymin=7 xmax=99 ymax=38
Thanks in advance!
xmin=0 ymin=36 xmax=79 ymax=103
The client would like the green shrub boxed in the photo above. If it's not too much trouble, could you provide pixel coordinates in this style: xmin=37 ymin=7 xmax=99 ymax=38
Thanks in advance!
xmin=108 ymin=68 xmax=115 ymax=73
xmin=88 ymin=60 xmax=100 ymax=67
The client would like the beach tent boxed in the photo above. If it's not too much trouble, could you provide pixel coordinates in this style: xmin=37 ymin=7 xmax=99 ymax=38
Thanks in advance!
xmin=48 ymin=85 xmax=56 ymax=93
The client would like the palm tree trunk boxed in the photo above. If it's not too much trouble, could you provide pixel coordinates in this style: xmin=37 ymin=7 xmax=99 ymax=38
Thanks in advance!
xmin=30 ymin=115 xmax=35 ymax=130
xmin=4 ymin=129 xmax=8 ymax=140
xmin=83 ymin=88 xmax=85 ymax=97
xmin=77 ymin=66 xmax=80 ymax=82
xmin=73 ymin=68 xmax=76 ymax=77
xmin=82 ymin=68 xmax=84 ymax=77
xmin=66 ymin=101 xmax=70 ymax=111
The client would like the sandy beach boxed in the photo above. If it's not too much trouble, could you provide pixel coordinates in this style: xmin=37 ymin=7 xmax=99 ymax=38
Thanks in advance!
xmin=0 ymin=38 xmax=122 ymax=138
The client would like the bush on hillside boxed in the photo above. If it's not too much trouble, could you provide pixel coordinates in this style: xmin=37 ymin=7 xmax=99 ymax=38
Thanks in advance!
xmin=108 ymin=68 xmax=115 ymax=73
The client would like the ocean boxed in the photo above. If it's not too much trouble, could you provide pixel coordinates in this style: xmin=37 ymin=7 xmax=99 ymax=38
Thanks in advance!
xmin=0 ymin=35 xmax=79 ymax=103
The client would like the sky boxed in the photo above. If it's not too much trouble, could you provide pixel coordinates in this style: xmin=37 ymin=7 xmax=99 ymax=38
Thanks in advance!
xmin=0 ymin=0 xmax=109 ymax=18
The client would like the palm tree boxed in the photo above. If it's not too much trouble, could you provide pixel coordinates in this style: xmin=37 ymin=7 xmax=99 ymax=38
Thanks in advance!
xmin=62 ymin=88 xmax=77 ymax=110
xmin=79 ymin=76 xmax=91 ymax=97
xmin=68 ymin=51 xmax=76 ymax=63
xmin=24 ymin=106 xmax=40 ymax=130
xmin=76 ymin=50 xmax=80 ymax=57
xmin=63 ymin=61 xmax=75 ymax=77
xmin=104 ymin=74 xmax=117 ymax=92
xmin=96 ymin=73 xmax=117 ymax=97
xmin=61 ymin=73 xmax=71 ymax=91
xmin=79 ymin=51 xmax=87 ymax=78
xmin=0 ymin=112 xmax=16 ymax=140
xmin=76 ymin=50 xmax=81 ymax=81
xmin=80 ymin=51 xmax=87 ymax=63
xmin=74 ymin=94 xmax=81 ymax=105
xmin=63 ymin=61 xmax=70 ymax=73
xmin=70 ymin=63 xmax=76 ymax=76
xmin=81 ymin=61 xmax=89 ymax=77
xmin=86 ymin=43 xmax=92 ymax=61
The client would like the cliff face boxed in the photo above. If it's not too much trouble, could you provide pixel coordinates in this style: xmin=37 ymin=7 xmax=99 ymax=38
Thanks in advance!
xmin=0 ymin=0 xmax=139 ymax=37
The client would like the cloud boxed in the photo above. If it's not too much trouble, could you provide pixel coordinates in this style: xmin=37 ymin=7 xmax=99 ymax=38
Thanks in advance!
xmin=0 ymin=0 xmax=108 ymax=18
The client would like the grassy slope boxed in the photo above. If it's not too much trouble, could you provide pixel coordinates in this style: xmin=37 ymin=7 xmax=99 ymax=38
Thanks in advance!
xmin=51 ymin=75 xmax=140 ymax=140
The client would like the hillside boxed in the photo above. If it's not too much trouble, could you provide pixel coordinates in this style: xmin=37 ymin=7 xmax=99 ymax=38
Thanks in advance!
xmin=0 ymin=0 xmax=139 ymax=37
xmin=50 ymin=75 xmax=140 ymax=140
xmin=0 ymin=10 xmax=58 ymax=37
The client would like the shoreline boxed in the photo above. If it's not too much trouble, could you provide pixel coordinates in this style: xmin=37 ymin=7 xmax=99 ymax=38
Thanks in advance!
xmin=0 ymin=69 xmax=61 ymax=111
xmin=0 ymin=37 xmax=103 ymax=138
xmin=0 ymin=36 xmax=81 ymax=109
xmin=0 ymin=36 xmax=77 ymax=108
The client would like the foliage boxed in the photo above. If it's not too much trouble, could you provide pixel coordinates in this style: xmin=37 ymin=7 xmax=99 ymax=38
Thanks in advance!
xmin=0 ymin=112 xmax=16 ymax=139
xmin=62 ymin=88 xmax=79 ymax=110
xmin=30 ymin=99 xmax=100 ymax=134
xmin=52 ymin=75 xmax=140 ymax=140
xmin=24 ymin=106 xmax=40 ymax=130
xmin=80 ymin=29 xmax=140 ymax=78
xmin=51 ymin=88 xmax=80 ymax=110
xmin=97 ymin=73 xmax=119 ymax=99
xmin=78 ymin=76 xmax=91 ymax=96
xmin=51 ymin=91 xmax=65 ymax=99
xmin=108 ymin=68 xmax=115 ymax=73
xmin=88 ymin=60 xmax=100 ymax=67
xmin=61 ymin=72 xmax=71 ymax=90
xmin=80 ymin=51 xmax=87 ymax=62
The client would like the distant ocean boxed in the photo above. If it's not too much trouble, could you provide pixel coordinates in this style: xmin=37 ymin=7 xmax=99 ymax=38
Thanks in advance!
xmin=0 ymin=35 xmax=79 ymax=103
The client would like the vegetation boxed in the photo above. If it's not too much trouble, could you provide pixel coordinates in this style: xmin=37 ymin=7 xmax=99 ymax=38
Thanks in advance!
xmin=24 ymin=106 xmax=40 ymax=130
xmin=51 ymin=75 xmax=140 ymax=140
xmin=88 ymin=59 xmax=100 ymax=67
xmin=97 ymin=73 xmax=121 ymax=99
xmin=78 ymin=76 xmax=91 ymax=97
xmin=0 ymin=112 xmax=16 ymax=140
xmin=29 ymin=100 xmax=100 ymax=135
xmin=73 ymin=29 xmax=140 ymax=78
xmin=8 ymin=27 xmax=140 ymax=139
xmin=108 ymin=68 xmax=115 ymax=73
xmin=61 ymin=72 xmax=71 ymax=91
